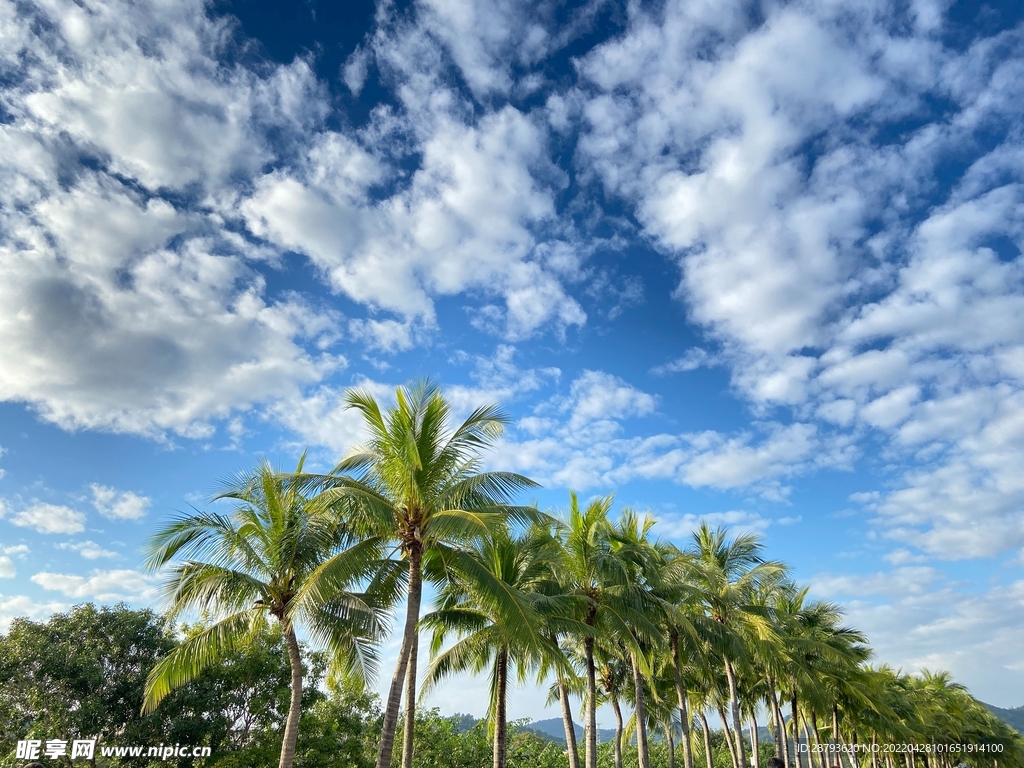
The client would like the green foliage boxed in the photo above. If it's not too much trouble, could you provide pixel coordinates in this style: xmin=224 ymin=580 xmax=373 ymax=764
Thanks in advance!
xmin=0 ymin=604 xmax=220 ymax=768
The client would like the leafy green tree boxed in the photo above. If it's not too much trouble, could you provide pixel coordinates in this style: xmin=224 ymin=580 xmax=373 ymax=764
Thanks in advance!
xmin=305 ymin=381 xmax=539 ymax=768
xmin=0 ymin=604 xmax=297 ymax=768
xmin=0 ymin=604 xmax=187 ymax=767
xmin=143 ymin=455 xmax=385 ymax=768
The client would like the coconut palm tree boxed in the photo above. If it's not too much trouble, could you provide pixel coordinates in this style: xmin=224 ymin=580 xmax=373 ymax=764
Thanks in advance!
xmin=306 ymin=381 xmax=539 ymax=768
xmin=686 ymin=524 xmax=785 ymax=768
xmin=608 ymin=508 xmax=673 ymax=768
xmin=420 ymin=523 xmax=582 ymax=768
xmin=142 ymin=455 xmax=386 ymax=768
xmin=557 ymin=493 xmax=655 ymax=768
xmin=596 ymin=641 xmax=631 ymax=768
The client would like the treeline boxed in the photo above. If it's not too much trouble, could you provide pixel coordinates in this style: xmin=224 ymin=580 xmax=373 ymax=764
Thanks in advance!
xmin=4 ymin=382 xmax=1021 ymax=768
xmin=0 ymin=604 xmax=773 ymax=768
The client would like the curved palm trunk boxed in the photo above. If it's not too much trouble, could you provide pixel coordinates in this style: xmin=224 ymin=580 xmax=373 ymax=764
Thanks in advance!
xmin=493 ymin=646 xmax=508 ymax=768
xmin=632 ymin=651 xmax=651 ymax=768
xmin=801 ymin=719 xmax=815 ymax=768
xmin=377 ymin=544 xmax=423 ymax=768
xmin=809 ymin=711 xmax=822 ymax=768
xmin=699 ymin=711 xmax=715 ymax=768
xmin=750 ymin=713 xmax=761 ymax=768
xmin=766 ymin=679 xmax=787 ymax=768
xmin=279 ymin=625 xmax=304 ymax=768
xmin=718 ymin=704 xmax=740 ymax=768
xmin=672 ymin=634 xmax=695 ymax=768
xmin=724 ymin=657 xmax=747 ymax=768
xmin=611 ymin=695 xmax=625 ymax=768
xmin=559 ymin=675 xmax=581 ymax=768
xmin=585 ymin=636 xmax=598 ymax=768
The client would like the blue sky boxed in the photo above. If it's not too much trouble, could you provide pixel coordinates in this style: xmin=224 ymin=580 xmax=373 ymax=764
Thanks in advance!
xmin=2 ymin=0 xmax=1024 ymax=720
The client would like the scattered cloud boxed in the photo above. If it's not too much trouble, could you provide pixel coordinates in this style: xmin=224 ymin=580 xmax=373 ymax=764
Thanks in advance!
xmin=0 ymin=594 xmax=70 ymax=633
xmin=31 ymin=569 xmax=158 ymax=602
xmin=655 ymin=509 xmax=771 ymax=539
xmin=651 ymin=348 xmax=716 ymax=375
xmin=57 ymin=541 xmax=119 ymax=560
xmin=809 ymin=572 xmax=1024 ymax=706
xmin=0 ymin=557 xmax=14 ymax=578
xmin=8 ymin=503 xmax=86 ymax=535
xmin=90 ymin=485 xmax=150 ymax=521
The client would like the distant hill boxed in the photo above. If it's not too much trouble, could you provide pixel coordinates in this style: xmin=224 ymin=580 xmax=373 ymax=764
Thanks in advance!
xmin=526 ymin=717 xmax=617 ymax=745
xmin=984 ymin=703 xmax=1024 ymax=734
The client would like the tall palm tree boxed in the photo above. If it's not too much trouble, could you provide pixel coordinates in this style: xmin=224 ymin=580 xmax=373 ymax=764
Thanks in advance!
xmin=308 ymin=381 xmax=539 ymax=768
xmin=596 ymin=642 xmax=631 ymax=768
xmin=142 ymin=456 xmax=385 ymax=768
xmin=609 ymin=508 xmax=672 ymax=768
xmin=686 ymin=524 xmax=785 ymax=768
xmin=420 ymin=523 xmax=581 ymax=768
xmin=557 ymin=493 xmax=650 ymax=768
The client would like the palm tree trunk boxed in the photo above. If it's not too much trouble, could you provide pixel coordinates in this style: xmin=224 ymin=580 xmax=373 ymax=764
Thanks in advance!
xmin=611 ymin=695 xmax=625 ymax=768
xmin=801 ymin=719 xmax=815 ymax=768
xmin=672 ymin=634 xmax=695 ymax=768
xmin=809 ymin=712 xmax=823 ymax=768
xmin=724 ymin=657 xmax=748 ymax=768
xmin=401 ymin=630 xmax=419 ymax=768
xmin=791 ymin=693 xmax=803 ymax=768
xmin=493 ymin=646 xmax=508 ymax=768
xmin=829 ymin=703 xmax=839 ymax=762
xmin=767 ymin=678 xmax=787 ymax=768
xmin=718 ymin=704 xmax=740 ymax=768
xmin=559 ymin=675 xmax=581 ymax=768
xmin=585 ymin=635 xmax=598 ymax=768
xmin=668 ymin=726 xmax=677 ymax=768
xmin=279 ymin=625 xmax=304 ymax=768
xmin=632 ymin=651 xmax=651 ymax=768
xmin=750 ymin=713 xmax=761 ymax=768
xmin=377 ymin=545 xmax=424 ymax=768
xmin=699 ymin=711 xmax=715 ymax=768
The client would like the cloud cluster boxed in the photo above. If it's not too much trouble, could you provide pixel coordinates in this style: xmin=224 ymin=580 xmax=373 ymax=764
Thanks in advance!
xmin=3 ymin=0 xmax=1023 ymax=564
xmin=810 ymin=566 xmax=1024 ymax=706
xmin=573 ymin=0 xmax=1024 ymax=558
xmin=0 ymin=0 xmax=343 ymax=438
xmin=490 ymin=366 xmax=852 ymax=496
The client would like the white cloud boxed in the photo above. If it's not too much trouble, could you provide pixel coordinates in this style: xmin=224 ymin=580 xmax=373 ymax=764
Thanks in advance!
xmin=655 ymin=509 xmax=771 ymax=539
xmin=90 ymin=484 xmax=150 ymax=520
xmin=573 ymin=0 xmax=1024 ymax=559
xmin=0 ymin=594 xmax=69 ymax=633
xmin=1 ymin=545 xmax=29 ymax=557
xmin=0 ymin=0 xmax=345 ymax=438
xmin=809 ymin=572 xmax=1024 ymax=706
xmin=241 ymin=108 xmax=587 ymax=344
xmin=31 ymin=569 xmax=158 ymax=602
xmin=677 ymin=423 xmax=818 ymax=492
xmin=9 ymin=503 xmax=86 ymax=535
xmin=651 ymin=348 xmax=714 ymax=375
xmin=488 ymin=370 xmax=849 ymax=494
xmin=57 ymin=540 xmax=119 ymax=560
xmin=563 ymin=370 xmax=658 ymax=430
xmin=0 ymin=557 xmax=14 ymax=578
